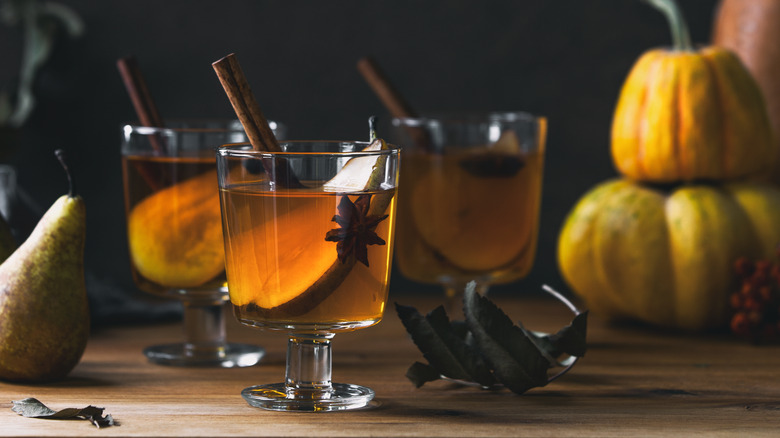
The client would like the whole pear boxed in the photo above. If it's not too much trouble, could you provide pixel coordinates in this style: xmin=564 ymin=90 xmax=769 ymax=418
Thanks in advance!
xmin=0 ymin=150 xmax=88 ymax=382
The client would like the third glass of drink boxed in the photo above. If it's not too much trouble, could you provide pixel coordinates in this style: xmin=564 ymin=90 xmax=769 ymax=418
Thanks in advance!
xmin=392 ymin=112 xmax=546 ymax=307
xmin=217 ymin=139 xmax=399 ymax=411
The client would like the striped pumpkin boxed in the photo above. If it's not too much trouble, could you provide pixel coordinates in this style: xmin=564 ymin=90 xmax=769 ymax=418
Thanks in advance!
xmin=611 ymin=0 xmax=776 ymax=183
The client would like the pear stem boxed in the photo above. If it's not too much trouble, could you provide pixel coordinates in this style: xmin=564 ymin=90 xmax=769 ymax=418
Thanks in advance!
xmin=368 ymin=115 xmax=377 ymax=141
xmin=54 ymin=149 xmax=75 ymax=197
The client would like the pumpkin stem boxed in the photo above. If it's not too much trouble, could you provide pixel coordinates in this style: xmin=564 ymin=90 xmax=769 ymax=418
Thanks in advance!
xmin=643 ymin=0 xmax=694 ymax=51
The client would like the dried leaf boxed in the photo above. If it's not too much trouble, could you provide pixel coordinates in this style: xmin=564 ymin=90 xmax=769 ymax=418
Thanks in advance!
xmin=12 ymin=398 xmax=116 ymax=428
xmin=405 ymin=361 xmax=441 ymax=388
xmin=528 ymin=311 xmax=589 ymax=360
xmin=463 ymin=284 xmax=549 ymax=394
xmin=395 ymin=303 xmax=495 ymax=387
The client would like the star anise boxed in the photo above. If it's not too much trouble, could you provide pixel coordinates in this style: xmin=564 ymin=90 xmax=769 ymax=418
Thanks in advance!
xmin=325 ymin=194 xmax=388 ymax=267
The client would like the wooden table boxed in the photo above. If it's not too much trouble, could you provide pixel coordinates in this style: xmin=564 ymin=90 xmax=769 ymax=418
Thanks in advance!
xmin=2 ymin=293 xmax=780 ymax=437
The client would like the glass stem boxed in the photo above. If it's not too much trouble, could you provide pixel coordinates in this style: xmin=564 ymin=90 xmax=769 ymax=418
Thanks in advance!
xmin=181 ymin=295 xmax=228 ymax=358
xmin=444 ymin=282 xmax=490 ymax=319
xmin=285 ymin=334 xmax=336 ymax=395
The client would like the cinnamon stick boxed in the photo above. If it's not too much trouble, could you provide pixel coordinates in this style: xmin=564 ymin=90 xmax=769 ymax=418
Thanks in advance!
xmin=212 ymin=53 xmax=281 ymax=153
xmin=357 ymin=57 xmax=418 ymax=120
xmin=212 ymin=53 xmax=302 ymax=187
xmin=117 ymin=56 xmax=164 ymax=130
xmin=116 ymin=55 xmax=165 ymax=189
xmin=356 ymin=56 xmax=431 ymax=149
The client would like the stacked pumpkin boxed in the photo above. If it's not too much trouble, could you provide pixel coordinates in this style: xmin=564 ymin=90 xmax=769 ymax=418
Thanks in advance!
xmin=558 ymin=0 xmax=780 ymax=331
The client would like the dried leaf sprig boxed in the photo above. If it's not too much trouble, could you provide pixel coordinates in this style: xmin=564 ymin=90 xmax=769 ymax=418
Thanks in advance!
xmin=396 ymin=282 xmax=587 ymax=394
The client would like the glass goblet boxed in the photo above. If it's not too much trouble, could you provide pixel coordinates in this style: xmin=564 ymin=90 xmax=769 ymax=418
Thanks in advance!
xmin=391 ymin=112 xmax=547 ymax=308
xmin=120 ymin=119 xmax=283 ymax=367
xmin=216 ymin=141 xmax=399 ymax=411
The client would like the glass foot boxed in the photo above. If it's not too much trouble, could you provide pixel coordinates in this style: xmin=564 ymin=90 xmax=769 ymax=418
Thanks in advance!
xmin=241 ymin=383 xmax=375 ymax=412
xmin=144 ymin=343 xmax=265 ymax=368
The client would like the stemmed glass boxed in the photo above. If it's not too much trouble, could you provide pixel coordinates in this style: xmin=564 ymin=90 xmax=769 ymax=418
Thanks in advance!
xmin=216 ymin=140 xmax=399 ymax=411
xmin=120 ymin=119 xmax=283 ymax=367
xmin=391 ymin=112 xmax=546 ymax=308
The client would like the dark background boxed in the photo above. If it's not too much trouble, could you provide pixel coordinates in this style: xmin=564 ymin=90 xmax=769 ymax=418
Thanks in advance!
xmin=0 ymin=0 xmax=721 ymax=324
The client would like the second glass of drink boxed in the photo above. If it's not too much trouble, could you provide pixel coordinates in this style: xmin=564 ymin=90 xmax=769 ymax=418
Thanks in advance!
xmin=120 ymin=119 xmax=283 ymax=367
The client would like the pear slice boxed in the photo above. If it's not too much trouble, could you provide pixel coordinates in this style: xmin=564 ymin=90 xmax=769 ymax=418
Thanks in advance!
xmin=490 ymin=129 xmax=521 ymax=154
xmin=322 ymin=140 xmax=383 ymax=192
xmin=410 ymin=168 xmax=531 ymax=272
xmin=127 ymin=170 xmax=225 ymax=288
xmin=244 ymin=138 xmax=393 ymax=316
xmin=411 ymin=130 xmax=535 ymax=273
xmin=226 ymin=199 xmax=340 ymax=309
xmin=459 ymin=130 xmax=525 ymax=178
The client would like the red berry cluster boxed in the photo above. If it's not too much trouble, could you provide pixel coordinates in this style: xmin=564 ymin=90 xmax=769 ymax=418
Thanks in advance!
xmin=730 ymin=247 xmax=780 ymax=342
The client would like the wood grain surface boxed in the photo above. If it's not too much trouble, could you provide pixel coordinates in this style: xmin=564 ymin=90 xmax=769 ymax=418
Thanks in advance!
xmin=1 ymin=293 xmax=779 ymax=437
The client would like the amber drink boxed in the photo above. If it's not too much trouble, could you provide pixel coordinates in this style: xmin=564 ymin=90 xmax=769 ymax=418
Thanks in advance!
xmin=392 ymin=112 xmax=546 ymax=300
xmin=122 ymin=156 xmax=224 ymax=295
xmin=221 ymin=188 xmax=395 ymax=329
xmin=217 ymin=140 xmax=400 ymax=411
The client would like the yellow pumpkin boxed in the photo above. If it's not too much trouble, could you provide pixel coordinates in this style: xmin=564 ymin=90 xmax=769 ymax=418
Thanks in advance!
xmin=611 ymin=0 xmax=776 ymax=183
xmin=557 ymin=179 xmax=780 ymax=331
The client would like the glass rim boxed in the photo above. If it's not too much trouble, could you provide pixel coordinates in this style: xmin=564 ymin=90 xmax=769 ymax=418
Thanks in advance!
xmin=392 ymin=111 xmax=545 ymax=127
xmin=217 ymin=141 xmax=400 ymax=159
xmin=121 ymin=118 xmax=281 ymax=135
